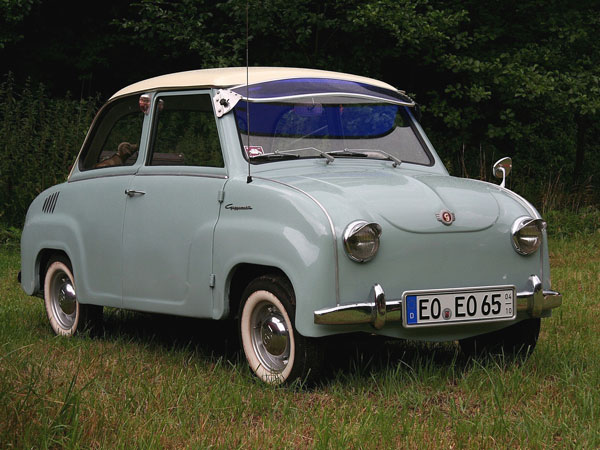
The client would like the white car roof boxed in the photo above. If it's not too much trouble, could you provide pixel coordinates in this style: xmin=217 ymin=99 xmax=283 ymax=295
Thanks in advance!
xmin=110 ymin=67 xmax=399 ymax=99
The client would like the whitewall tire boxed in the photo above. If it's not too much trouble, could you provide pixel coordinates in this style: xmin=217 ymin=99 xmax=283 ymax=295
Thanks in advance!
xmin=44 ymin=257 xmax=102 ymax=336
xmin=239 ymin=275 xmax=322 ymax=385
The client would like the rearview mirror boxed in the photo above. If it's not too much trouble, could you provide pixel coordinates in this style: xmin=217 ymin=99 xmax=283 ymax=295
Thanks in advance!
xmin=493 ymin=157 xmax=512 ymax=188
xmin=294 ymin=103 xmax=323 ymax=117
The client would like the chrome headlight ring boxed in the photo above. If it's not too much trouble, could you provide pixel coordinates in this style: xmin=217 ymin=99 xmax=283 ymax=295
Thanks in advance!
xmin=343 ymin=220 xmax=383 ymax=263
xmin=511 ymin=216 xmax=546 ymax=255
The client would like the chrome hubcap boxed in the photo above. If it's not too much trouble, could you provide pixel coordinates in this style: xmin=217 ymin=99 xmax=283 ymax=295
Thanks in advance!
xmin=51 ymin=271 xmax=77 ymax=329
xmin=251 ymin=303 xmax=290 ymax=373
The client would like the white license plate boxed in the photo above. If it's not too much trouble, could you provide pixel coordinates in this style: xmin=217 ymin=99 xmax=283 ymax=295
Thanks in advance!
xmin=403 ymin=286 xmax=516 ymax=327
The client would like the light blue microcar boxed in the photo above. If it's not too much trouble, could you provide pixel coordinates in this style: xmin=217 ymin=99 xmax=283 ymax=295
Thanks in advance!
xmin=20 ymin=68 xmax=562 ymax=384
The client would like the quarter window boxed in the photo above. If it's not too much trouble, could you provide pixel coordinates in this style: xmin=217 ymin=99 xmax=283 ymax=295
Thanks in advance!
xmin=79 ymin=96 xmax=144 ymax=171
xmin=149 ymin=94 xmax=224 ymax=167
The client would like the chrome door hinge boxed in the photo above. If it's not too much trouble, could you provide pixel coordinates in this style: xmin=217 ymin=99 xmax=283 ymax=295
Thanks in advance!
xmin=217 ymin=190 xmax=225 ymax=203
xmin=209 ymin=274 xmax=216 ymax=288
xmin=213 ymin=89 xmax=242 ymax=118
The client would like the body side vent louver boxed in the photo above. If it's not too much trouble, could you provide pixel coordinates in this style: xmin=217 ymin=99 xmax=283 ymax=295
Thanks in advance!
xmin=42 ymin=191 xmax=60 ymax=214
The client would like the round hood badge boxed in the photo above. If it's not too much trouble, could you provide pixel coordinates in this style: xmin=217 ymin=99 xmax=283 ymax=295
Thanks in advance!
xmin=436 ymin=209 xmax=455 ymax=226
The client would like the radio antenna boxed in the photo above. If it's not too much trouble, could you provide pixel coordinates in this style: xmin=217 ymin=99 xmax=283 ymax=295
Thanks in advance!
xmin=245 ymin=0 xmax=252 ymax=183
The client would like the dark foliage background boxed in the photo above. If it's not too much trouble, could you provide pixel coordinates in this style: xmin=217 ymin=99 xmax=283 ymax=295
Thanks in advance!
xmin=1 ymin=0 xmax=599 ymax=226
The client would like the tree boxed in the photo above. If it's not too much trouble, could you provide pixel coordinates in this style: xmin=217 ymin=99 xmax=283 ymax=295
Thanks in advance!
xmin=422 ymin=0 xmax=600 ymax=184
xmin=114 ymin=0 xmax=599 ymax=193
xmin=0 ymin=0 xmax=40 ymax=49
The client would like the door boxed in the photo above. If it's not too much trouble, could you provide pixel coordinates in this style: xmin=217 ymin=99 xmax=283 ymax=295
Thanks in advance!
xmin=69 ymin=95 xmax=147 ymax=307
xmin=121 ymin=92 xmax=227 ymax=317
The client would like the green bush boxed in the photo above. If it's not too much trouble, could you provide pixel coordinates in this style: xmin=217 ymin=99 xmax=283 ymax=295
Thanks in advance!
xmin=545 ymin=207 xmax=600 ymax=239
xmin=0 ymin=225 xmax=21 ymax=249
xmin=0 ymin=74 xmax=98 ymax=227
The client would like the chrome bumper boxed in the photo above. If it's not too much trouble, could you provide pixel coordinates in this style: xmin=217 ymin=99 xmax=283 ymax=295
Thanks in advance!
xmin=314 ymin=275 xmax=562 ymax=329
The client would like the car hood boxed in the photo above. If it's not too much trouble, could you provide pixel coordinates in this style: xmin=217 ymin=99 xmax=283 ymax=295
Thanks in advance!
xmin=268 ymin=167 xmax=500 ymax=233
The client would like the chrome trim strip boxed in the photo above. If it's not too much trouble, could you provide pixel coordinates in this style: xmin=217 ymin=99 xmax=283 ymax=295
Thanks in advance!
xmin=499 ymin=186 xmax=542 ymax=220
xmin=135 ymin=172 xmax=229 ymax=179
xmin=253 ymin=176 xmax=340 ymax=305
xmin=314 ymin=279 xmax=561 ymax=327
xmin=239 ymin=92 xmax=415 ymax=107
xmin=68 ymin=172 xmax=138 ymax=183
xmin=516 ymin=290 xmax=562 ymax=314
xmin=516 ymin=275 xmax=562 ymax=317
xmin=372 ymin=284 xmax=386 ymax=330
xmin=314 ymin=284 xmax=402 ymax=328
xmin=228 ymin=83 xmax=416 ymax=107
xmin=315 ymin=302 xmax=379 ymax=325
xmin=69 ymin=172 xmax=229 ymax=183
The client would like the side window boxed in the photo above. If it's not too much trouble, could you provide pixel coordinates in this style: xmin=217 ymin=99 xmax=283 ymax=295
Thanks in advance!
xmin=79 ymin=96 xmax=144 ymax=170
xmin=149 ymin=94 xmax=224 ymax=167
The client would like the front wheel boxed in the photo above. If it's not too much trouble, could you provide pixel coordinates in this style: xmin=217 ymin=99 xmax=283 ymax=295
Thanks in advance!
xmin=459 ymin=318 xmax=541 ymax=360
xmin=44 ymin=257 xmax=103 ymax=336
xmin=239 ymin=275 xmax=322 ymax=385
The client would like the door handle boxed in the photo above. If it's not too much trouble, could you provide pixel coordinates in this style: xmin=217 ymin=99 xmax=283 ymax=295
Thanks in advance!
xmin=125 ymin=189 xmax=146 ymax=197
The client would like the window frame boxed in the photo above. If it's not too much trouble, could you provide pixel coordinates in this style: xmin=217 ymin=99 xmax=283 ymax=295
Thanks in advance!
xmin=144 ymin=90 xmax=227 ymax=173
xmin=76 ymin=95 xmax=147 ymax=173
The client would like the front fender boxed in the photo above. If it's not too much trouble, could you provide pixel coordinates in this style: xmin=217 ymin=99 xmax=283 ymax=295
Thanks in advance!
xmin=212 ymin=177 xmax=337 ymax=337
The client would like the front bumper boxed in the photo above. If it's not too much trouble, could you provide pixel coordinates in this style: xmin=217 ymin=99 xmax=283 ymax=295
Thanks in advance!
xmin=314 ymin=275 xmax=561 ymax=329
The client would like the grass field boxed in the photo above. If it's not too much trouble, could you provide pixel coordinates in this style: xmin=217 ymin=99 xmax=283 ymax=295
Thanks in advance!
xmin=1 ymin=233 xmax=599 ymax=449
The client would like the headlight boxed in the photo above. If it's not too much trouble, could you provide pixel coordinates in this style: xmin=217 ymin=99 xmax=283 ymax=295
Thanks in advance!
xmin=343 ymin=221 xmax=382 ymax=262
xmin=511 ymin=216 xmax=546 ymax=255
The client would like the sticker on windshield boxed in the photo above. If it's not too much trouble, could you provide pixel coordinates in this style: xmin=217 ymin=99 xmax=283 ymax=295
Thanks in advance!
xmin=244 ymin=146 xmax=264 ymax=157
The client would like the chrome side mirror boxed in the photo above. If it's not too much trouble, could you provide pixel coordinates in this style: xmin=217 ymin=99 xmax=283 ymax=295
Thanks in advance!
xmin=493 ymin=157 xmax=512 ymax=188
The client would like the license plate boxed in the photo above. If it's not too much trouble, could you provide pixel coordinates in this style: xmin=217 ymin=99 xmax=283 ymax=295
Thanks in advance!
xmin=402 ymin=286 xmax=516 ymax=327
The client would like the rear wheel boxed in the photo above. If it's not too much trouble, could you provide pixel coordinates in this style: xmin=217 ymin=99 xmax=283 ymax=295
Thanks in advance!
xmin=44 ymin=256 xmax=103 ymax=336
xmin=239 ymin=275 xmax=322 ymax=385
xmin=459 ymin=318 xmax=541 ymax=360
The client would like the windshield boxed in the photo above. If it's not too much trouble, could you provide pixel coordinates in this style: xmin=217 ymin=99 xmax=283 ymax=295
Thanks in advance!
xmin=233 ymin=98 xmax=433 ymax=166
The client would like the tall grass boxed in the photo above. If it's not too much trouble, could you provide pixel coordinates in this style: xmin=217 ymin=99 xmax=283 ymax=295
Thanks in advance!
xmin=1 ymin=232 xmax=599 ymax=448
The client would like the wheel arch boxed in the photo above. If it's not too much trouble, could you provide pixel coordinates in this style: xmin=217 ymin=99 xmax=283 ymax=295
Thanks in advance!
xmin=226 ymin=263 xmax=293 ymax=319
xmin=34 ymin=248 xmax=72 ymax=297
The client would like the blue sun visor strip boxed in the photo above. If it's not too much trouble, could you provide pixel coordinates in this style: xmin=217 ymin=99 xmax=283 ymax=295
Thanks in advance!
xmin=231 ymin=78 xmax=415 ymax=106
xmin=233 ymin=101 xmax=403 ymax=137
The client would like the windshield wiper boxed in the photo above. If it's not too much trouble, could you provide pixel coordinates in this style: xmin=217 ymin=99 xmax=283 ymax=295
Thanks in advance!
xmin=341 ymin=148 xmax=402 ymax=167
xmin=250 ymin=153 xmax=300 ymax=161
xmin=274 ymin=147 xmax=335 ymax=164
xmin=327 ymin=150 xmax=369 ymax=158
